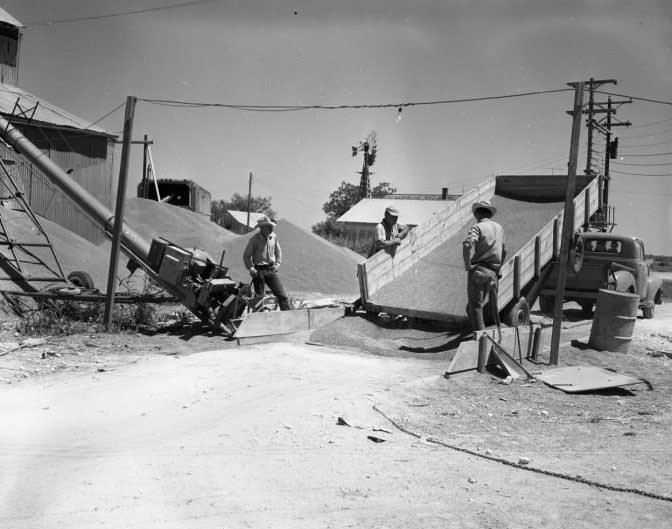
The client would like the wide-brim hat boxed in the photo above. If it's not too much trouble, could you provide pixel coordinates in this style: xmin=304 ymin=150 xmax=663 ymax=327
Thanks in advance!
xmin=472 ymin=200 xmax=496 ymax=216
xmin=255 ymin=216 xmax=277 ymax=229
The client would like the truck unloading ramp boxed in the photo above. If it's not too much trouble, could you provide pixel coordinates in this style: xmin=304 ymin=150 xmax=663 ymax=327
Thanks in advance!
xmin=358 ymin=175 xmax=600 ymax=322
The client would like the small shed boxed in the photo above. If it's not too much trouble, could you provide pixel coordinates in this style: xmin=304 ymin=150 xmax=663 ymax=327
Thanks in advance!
xmin=137 ymin=178 xmax=211 ymax=216
xmin=217 ymin=210 xmax=267 ymax=234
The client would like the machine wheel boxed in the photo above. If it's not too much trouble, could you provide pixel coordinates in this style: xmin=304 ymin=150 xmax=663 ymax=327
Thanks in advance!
xmin=642 ymin=304 xmax=654 ymax=319
xmin=579 ymin=300 xmax=593 ymax=316
xmin=505 ymin=297 xmax=530 ymax=327
xmin=67 ymin=270 xmax=95 ymax=290
xmin=539 ymin=295 xmax=555 ymax=314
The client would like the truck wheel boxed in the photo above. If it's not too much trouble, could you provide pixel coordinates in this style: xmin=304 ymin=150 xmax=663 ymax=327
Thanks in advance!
xmin=642 ymin=305 xmax=654 ymax=319
xmin=539 ymin=295 xmax=555 ymax=314
xmin=506 ymin=298 xmax=530 ymax=326
xmin=67 ymin=270 xmax=95 ymax=290
xmin=579 ymin=300 xmax=593 ymax=316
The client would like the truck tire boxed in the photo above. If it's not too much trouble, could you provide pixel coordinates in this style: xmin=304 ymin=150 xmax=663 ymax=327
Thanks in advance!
xmin=539 ymin=295 xmax=555 ymax=314
xmin=67 ymin=270 xmax=95 ymax=290
xmin=506 ymin=298 xmax=530 ymax=326
xmin=642 ymin=304 xmax=654 ymax=319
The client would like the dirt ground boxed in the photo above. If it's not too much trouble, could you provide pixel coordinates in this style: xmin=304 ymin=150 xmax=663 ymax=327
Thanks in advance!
xmin=1 ymin=299 xmax=671 ymax=528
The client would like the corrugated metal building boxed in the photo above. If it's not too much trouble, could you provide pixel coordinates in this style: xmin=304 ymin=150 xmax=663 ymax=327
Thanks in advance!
xmin=0 ymin=9 xmax=116 ymax=245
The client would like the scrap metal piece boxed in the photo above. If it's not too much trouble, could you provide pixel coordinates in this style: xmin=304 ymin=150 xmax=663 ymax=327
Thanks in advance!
xmin=536 ymin=365 xmax=644 ymax=393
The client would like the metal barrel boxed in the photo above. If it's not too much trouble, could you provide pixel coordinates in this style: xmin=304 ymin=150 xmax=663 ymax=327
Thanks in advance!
xmin=0 ymin=115 xmax=151 ymax=261
xmin=588 ymin=289 xmax=639 ymax=352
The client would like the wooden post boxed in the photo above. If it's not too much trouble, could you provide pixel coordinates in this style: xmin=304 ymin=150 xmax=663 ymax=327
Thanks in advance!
xmin=142 ymin=133 xmax=148 ymax=198
xmin=246 ymin=171 xmax=252 ymax=229
xmin=477 ymin=334 xmax=489 ymax=373
xmin=550 ymin=82 xmax=584 ymax=365
xmin=104 ymin=96 xmax=137 ymax=330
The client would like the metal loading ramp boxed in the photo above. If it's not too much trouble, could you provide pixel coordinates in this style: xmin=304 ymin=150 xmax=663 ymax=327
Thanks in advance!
xmin=358 ymin=175 xmax=601 ymax=322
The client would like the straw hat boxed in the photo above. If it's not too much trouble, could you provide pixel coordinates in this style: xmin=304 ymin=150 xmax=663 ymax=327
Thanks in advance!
xmin=471 ymin=200 xmax=497 ymax=216
xmin=255 ymin=215 xmax=277 ymax=229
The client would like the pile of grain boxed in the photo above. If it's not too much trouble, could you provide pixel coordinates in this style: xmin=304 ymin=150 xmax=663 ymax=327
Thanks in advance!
xmin=370 ymin=196 xmax=564 ymax=316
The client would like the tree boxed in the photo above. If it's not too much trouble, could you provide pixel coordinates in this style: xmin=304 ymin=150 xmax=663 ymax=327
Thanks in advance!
xmin=320 ymin=181 xmax=397 ymax=222
xmin=211 ymin=192 xmax=276 ymax=225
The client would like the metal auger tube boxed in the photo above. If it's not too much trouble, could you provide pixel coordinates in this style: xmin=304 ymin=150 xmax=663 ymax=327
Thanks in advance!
xmin=0 ymin=115 xmax=151 ymax=262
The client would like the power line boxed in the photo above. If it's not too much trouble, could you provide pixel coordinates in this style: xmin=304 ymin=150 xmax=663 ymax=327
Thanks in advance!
xmin=24 ymin=0 xmax=228 ymax=27
xmin=596 ymin=90 xmax=672 ymax=106
xmin=610 ymin=169 xmax=672 ymax=177
xmin=137 ymin=88 xmax=574 ymax=112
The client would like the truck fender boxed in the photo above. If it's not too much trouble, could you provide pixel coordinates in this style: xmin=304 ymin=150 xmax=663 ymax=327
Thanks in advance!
xmin=645 ymin=276 xmax=664 ymax=305
xmin=609 ymin=269 xmax=636 ymax=294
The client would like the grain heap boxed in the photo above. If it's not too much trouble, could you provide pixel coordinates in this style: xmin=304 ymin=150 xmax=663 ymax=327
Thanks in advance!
xmin=369 ymin=195 xmax=565 ymax=317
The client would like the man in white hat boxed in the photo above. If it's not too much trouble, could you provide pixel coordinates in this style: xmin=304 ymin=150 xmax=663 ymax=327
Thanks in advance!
xmin=368 ymin=204 xmax=411 ymax=257
xmin=462 ymin=200 xmax=507 ymax=330
xmin=243 ymin=216 xmax=290 ymax=310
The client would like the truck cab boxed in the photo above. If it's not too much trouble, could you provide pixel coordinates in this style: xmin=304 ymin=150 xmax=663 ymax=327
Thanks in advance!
xmin=540 ymin=232 xmax=663 ymax=318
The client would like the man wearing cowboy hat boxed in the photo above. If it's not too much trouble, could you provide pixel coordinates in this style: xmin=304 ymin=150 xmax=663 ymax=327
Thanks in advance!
xmin=368 ymin=204 xmax=411 ymax=257
xmin=243 ymin=216 xmax=291 ymax=311
xmin=462 ymin=200 xmax=507 ymax=330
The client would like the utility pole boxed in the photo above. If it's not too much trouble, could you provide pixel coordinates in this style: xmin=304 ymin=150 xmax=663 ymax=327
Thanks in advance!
xmin=246 ymin=171 xmax=252 ymax=229
xmin=549 ymin=82 xmax=584 ymax=366
xmin=104 ymin=96 xmax=137 ymax=329
xmin=583 ymin=78 xmax=617 ymax=176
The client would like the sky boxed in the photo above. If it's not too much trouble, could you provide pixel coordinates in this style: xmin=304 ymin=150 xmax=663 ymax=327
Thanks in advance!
xmin=2 ymin=0 xmax=672 ymax=254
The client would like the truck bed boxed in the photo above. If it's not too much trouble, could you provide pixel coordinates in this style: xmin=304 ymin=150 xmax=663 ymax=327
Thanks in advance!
xmin=368 ymin=196 xmax=564 ymax=319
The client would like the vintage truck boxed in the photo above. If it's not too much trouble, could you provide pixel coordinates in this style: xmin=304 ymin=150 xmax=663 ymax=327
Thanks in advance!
xmin=539 ymin=232 xmax=664 ymax=318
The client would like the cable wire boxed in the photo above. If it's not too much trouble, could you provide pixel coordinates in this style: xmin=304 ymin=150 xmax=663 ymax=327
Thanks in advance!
xmin=24 ymin=0 xmax=228 ymax=27
xmin=137 ymin=88 xmax=574 ymax=112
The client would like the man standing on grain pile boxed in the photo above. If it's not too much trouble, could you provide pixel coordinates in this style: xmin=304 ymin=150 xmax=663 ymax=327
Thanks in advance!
xmin=369 ymin=205 xmax=411 ymax=258
xmin=243 ymin=216 xmax=291 ymax=311
xmin=463 ymin=200 xmax=507 ymax=331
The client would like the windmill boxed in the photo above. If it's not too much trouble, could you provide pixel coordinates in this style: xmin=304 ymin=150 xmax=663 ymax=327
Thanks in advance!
xmin=352 ymin=131 xmax=377 ymax=199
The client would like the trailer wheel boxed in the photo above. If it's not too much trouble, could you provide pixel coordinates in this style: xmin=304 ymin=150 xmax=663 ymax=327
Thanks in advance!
xmin=67 ymin=270 xmax=95 ymax=290
xmin=539 ymin=295 xmax=555 ymax=314
xmin=506 ymin=298 xmax=530 ymax=327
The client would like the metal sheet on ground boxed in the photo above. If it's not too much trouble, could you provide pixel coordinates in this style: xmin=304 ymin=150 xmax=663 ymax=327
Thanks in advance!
xmin=234 ymin=307 xmax=344 ymax=339
xmin=368 ymin=196 xmax=563 ymax=318
xmin=536 ymin=366 xmax=642 ymax=393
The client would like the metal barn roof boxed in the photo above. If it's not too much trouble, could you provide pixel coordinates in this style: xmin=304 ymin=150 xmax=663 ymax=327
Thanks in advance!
xmin=0 ymin=83 xmax=110 ymax=135
xmin=0 ymin=8 xmax=22 ymax=27
xmin=226 ymin=210 xmax=269 ymax=226
xmin=336 ymin=198 xmax=454 ymax=226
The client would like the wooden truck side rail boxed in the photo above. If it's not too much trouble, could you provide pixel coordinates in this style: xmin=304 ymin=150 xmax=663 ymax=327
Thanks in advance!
xmin=357 ymin=176 xmax=497 ymax=304
xmin=496 ymin=175 xmax=600 ymax=312
xmin=357 ymin=174 xmax=601 ymax=321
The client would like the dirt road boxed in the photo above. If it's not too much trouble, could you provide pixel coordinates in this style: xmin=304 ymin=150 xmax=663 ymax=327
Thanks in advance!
xmin=1 ymin=304 xmax=672 ymax=528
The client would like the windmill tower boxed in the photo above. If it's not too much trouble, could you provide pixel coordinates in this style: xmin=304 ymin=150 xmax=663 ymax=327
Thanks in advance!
xmin=352 ymin=131 xmax=377 ymax=199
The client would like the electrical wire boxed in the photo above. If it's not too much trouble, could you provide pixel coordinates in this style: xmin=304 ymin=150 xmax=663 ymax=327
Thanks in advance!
xmin=596 ymin=90 xmax=672 ymax=107
xmin=610 ymin=169 xmax=672 ymax=177
xmin=137 ymin=88 xmax=574 ymax=112
xmin=24 ymin=0 xmax=228 ymax=27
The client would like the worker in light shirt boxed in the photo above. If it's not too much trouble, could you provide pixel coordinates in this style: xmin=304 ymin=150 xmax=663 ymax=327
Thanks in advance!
xmin=242 ymin=216 xmax=291 ymax=311
xmin=462 ymin=200 xmax=506 ymax=331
